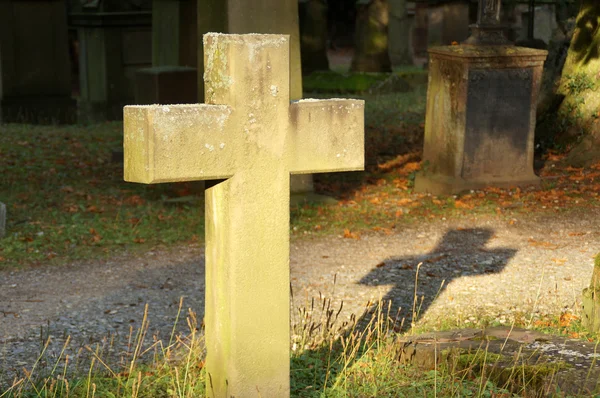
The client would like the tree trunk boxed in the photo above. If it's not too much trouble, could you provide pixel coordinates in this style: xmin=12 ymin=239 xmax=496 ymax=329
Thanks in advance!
xmin=351 ymin=0 xmax=392 ymax=73
xmin=388 ymin=0 xmax=412 ymax=66
xmin=556 ymin=0 xmax=600 ymax=166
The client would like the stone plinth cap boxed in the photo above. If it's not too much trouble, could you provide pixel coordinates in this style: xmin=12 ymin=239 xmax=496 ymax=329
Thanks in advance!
xmin=429 ymin=45 xmax=547 ymax=59
xmin=428 ymin=45 xmax=548 ymax=67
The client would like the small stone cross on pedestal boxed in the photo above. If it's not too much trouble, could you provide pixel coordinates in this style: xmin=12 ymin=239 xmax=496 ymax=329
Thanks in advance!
xmin=480 ymin=0 xmax=501 ymax=25
xmin=464 ymin=0 xmax=510 ymax=45
xmin=124 ymin=34 xmax=364 ymax=397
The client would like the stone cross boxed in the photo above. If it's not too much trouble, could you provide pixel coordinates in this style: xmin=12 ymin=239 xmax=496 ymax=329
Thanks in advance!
xmin=479 ymin=0 xmax=501 ymax=25
xmin=123 ymin=34 xmax=364 ymax=397
xmin=465 ymin=0 xmax=509 ymax=45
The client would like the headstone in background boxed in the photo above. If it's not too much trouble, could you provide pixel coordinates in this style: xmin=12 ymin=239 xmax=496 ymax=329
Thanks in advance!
xmin=427 ymin=0 xmax=470 ymax=47
xmin=0 ymin=202 xmax=5 ymax=238
xmin=415 ymin=0 xmax=548 ymax=195
xmin=299 ymin=0 xmax=330 ymax=75
xmin=124 ymin=34 xmax=364 ymax=397
xmin=518 ymin=5 xmax=557 ymax=47
xmin=388 ymin=0 xmax=414 ymax=66
xmin=412 ymin=2 xmax=430 ymax=65
xmin=135 ymin=0 xmax=198 ymax=105
xmin=351 ymin=0 xmax=392 ymax=73
xmin=68 ymin=0 xmax=152 ymax=122
xmin=0 ymin=0 xmax=76 ymax=124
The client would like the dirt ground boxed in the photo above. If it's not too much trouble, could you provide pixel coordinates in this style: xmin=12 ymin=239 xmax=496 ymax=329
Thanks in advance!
xmin=1 ymin=206 xmax=599 ymax=385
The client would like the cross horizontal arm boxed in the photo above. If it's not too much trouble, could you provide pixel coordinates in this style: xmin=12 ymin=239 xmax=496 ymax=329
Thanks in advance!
xmin=288 ymin=99 xmax=365 ymax=174
xmin=124 ymin=104 xmax=235 ymax=184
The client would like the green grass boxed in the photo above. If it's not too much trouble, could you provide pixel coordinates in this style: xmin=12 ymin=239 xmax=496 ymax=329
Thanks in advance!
xmin=3 ymin=83 xmax=600 ymax=267
xmin=302 ymin=69 xmax=428 ymax=94
xmin=0 ymin=123 xmax=205 ymax=267
xmin=4 ymin=296 xmax=597 ymax=397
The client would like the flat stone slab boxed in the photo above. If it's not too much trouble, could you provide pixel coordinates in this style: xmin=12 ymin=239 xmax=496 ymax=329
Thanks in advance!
xmin=397 ymin=327 xmax=600 ymax=396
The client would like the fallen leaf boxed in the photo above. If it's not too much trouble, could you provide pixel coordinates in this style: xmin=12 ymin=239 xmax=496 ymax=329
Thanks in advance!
xmin=134 ymin=238 xmax=146 ymax=244
xmin=527 ymin=238 xmax=559 ymax=250
xmin=559 ymin=313 xmax=579 ymax=328
xmin=454 ymin=200 xmax=474 ymax=209
xmin=343 ymin=229 xmax=360 ymax=240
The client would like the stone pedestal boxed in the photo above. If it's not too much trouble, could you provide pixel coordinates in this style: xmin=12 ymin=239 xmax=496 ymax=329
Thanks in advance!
xmin=69 ymin=11 xmax=152 ymax=122
xmin=134 ymin=0 xmax=198 ymax=105
xmin=427 ymin=1 xmax=470 ymax=47
xmin=135 ymin=66 xmax=197 ymax=105
xmin=0 ymin=202 xmax=5 ymax=238
xmin=415 ymin=45 xmax=547 ymax=195
xmin=0 ymin=0 xmax=76 ymax=124
xmin=299 ymin=0 xmax=329 ymax=75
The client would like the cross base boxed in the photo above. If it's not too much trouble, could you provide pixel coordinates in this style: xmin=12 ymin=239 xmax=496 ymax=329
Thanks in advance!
xmin=463 ymin=25 xmax=512 ymax=46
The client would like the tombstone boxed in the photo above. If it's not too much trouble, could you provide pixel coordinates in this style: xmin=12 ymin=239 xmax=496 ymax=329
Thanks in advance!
xmin=415 ymin=0 xmax=548 ymax=195
xmin=412 ymin=2 xmax=429 ymax=63
xmin=134 ymin=0 xmax=198 ymax=105
xmin=0 ymin=202 xmax=5 ymax=239
xmin=518 ymin=5 xmax=558 ymax=47
xmin=351 ymin=0 xmax=392 ymax=73
xmin=199 ymin=0 xmax=316 ymax=195
xmin=299 ymin=0 xmax=330 ymax=75
xmin=124 ymin=34 xmax=364 ymax=397
xmin=427 ymin=0 xmax=470 ymax=47
xmin=68 ymin=1 xmax=152 ymax=122
xmin=0 ymin=0 xmax=76 ymax=124
xmin=388 ymin=0 xmax=414 ymax=66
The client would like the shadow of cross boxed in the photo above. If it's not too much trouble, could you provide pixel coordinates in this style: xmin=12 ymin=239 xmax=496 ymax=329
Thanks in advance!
xmin=123 ymin=34 xmax=364 ymax=398
xmin=359 ymin=228 xmax=517 ymax=326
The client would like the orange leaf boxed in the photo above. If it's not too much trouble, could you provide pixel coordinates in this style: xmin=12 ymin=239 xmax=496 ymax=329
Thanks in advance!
xmin=124 ymin=195 xmax=145 ymax=206
xmin=559 ymin=313 xmax=578 ymax=327
xmin=454 ymin=200 xmax=474 ymax=209
xmin=134 ymin=237 xmax=146 ymax=244
xmin=343 ymin=229 xmax=360 ymax=240
xmin=528 ymin=238 xmax=559 ymax=250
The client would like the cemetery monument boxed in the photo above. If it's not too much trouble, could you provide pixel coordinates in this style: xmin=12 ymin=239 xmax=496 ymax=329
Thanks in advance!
xmin=0 ymin=202 xmax=5 ymax=239
xmin=135 ymin=0 xmax=198 ymax=105
xmin=0 ymin=0 xmax=76 ymax=123
xmin=68 ymin=0 xmax=152 ymax=122
xmin=124 ymin=34 xmax=364 ymax=397
xmin=415 ymin=0 xmax=548 ymax=195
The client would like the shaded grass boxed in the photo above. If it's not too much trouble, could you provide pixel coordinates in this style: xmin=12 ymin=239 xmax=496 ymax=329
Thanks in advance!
xmin=302 ymin=68 xmax=428 ymax=94
xmin=0 ymin=123 xmax=205 ymax=267
xmin=5 ymin=295 xmax=597 ymax=397
xmin=3 ymin=83 xmax=600 ymax=268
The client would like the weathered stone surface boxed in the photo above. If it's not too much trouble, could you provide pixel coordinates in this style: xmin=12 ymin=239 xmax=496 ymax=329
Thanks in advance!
xmin=0 ymin=202 xmax=5 ymax=239
xmin=415 ymin=45 xmax=547 ymax=195
xmin=0 ymin=0 xmax=76 ymax=124
xmin=398 ymin=327 xmax=600 ymax=396
xmin=124 ymin=34 xmax=364 ymax=397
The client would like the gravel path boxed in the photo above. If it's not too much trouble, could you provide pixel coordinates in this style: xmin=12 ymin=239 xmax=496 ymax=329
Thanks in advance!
xmin=1 ymin=208 xmax=599 ymax=386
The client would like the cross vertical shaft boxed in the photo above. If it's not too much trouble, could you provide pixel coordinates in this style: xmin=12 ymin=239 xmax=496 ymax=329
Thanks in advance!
xmin=123 ymin=34 xmax=364 ymax=397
